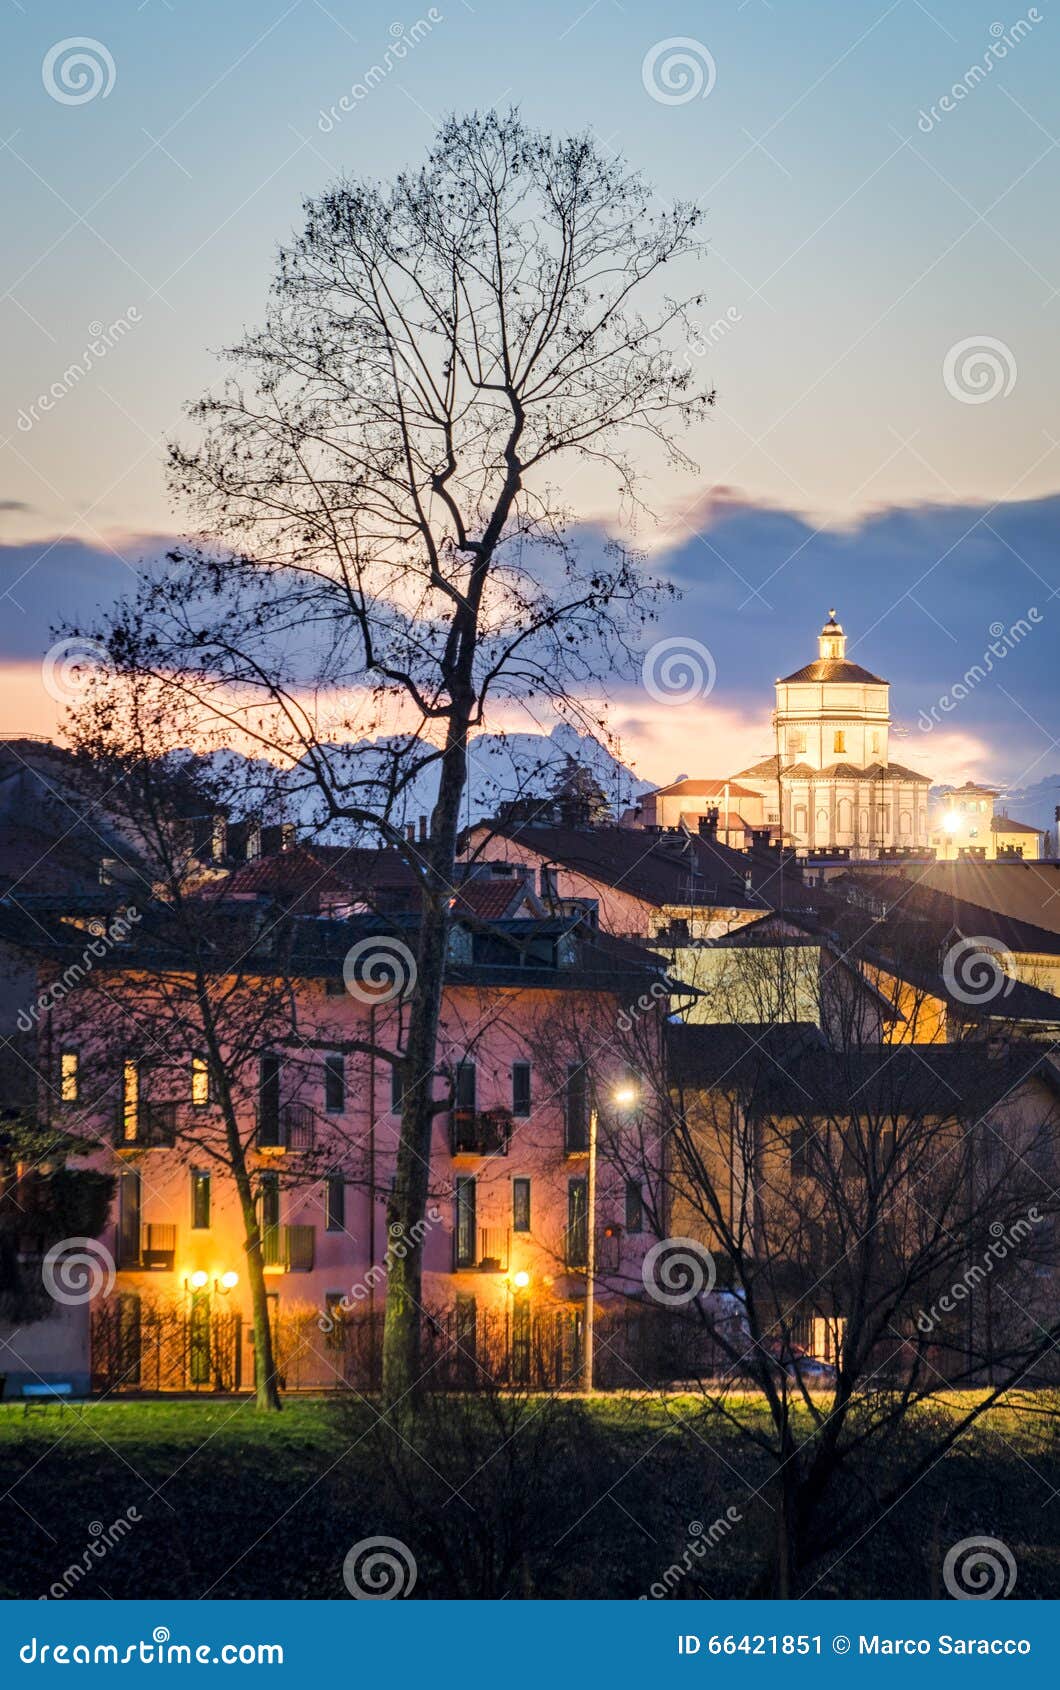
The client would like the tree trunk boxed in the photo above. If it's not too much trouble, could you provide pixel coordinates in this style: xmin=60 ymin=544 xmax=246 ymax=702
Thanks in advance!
xmin=236 ymin=1166 xmax=282 ymax=1411
xmin=382 ymin=716 xmax=469 ymax=1404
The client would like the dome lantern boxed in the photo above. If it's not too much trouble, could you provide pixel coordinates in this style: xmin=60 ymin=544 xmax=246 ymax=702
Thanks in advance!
xmin=819 ymin=608 xmax=846 ymax=662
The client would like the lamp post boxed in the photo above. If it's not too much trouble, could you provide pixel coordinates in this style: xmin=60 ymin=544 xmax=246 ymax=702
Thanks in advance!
xmin=583 ymin=1104 xmax=598 ymax=1394
xmin=583 ymin=1083 xmax=638 ymax=1394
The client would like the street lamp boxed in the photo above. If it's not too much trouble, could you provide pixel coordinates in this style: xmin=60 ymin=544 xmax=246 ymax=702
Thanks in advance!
xmin=584 ymin=1081 xmax=639 ymax=1395
xmin=216 ymin=1271 xmax=239 ymax=1293
xmin=186 ymin=1269 xmax=208 ymax=1292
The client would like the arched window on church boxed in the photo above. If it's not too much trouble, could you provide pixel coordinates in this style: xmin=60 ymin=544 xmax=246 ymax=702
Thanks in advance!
xmin=838 ymin=798 xmax=852 ymax=834
xmin=794 ymin=804 xmax=808 ymax=835
xmin=900 ymin=810 xmax=911 ymax=835
xmin=833 ymin=731 xmax=846 ymax=754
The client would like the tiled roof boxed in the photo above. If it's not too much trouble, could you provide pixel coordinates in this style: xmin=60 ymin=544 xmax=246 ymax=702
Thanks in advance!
xmin=477 ymin=822 xmax=817 ymax=914
xmin=648 ymin=778 xmax=760 ymax=800
xmin=778 ymin=659 xmax=886 ymax=685
xmin=991 ymin=816 xmax=1043 ymax=835
xmin=218 ymin=845 xmax=419 ymax=911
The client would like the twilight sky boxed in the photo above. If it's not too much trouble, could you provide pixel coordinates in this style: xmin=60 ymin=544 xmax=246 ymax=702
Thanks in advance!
xmin=2 ymin=0 xmax=1059 ymax=790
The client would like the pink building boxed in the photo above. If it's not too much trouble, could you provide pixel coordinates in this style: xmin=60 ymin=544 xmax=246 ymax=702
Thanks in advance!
xmin=39 ymin=886 xmax=669 ymax=1394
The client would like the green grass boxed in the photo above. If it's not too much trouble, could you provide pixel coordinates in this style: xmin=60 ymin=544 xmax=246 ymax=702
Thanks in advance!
xmin=1 ymin=1394 xmax=1058 ymax=1599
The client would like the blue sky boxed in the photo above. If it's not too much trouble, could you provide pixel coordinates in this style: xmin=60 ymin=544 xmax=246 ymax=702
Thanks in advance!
xmin=2 ymin=0 xmax=1059 ymax=784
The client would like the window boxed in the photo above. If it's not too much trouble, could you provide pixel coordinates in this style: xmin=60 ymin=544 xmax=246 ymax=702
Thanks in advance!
xmin=390 ymin=1063 xmax=404 ymax=1115
xmin=60 ymin=1051 xmax=79 ymax=1103
xmin=564 ymin=1066 xmax=588 ymax=1153
xmin=189 ymin=1290 xmax=211 ymax=1386
xmin=455 ymin=1060 xmax=477 ymax=1111
xmin=117 ymin=1169 xmax=141 ymax=1268
xmin=789 ymin=1123 xmax=810 ymax=1178
xmin=455 ymin=1175 xmax=477 ymax=1268
xmin=566 ymin=1178 xmax=588 ymax=1268
xmin=258 ymin=1054 xmax=281 ymax=1146
xmin=258 ymin=1176 xmax=280 ymax=1257
xmin=324 ymin=1053 xmax=345 ymax=1114
xmin=511 ymin=1061 xmax=531 ymax=1117
xmin=786 ymin=729 xmax=806 ymax=754
xmin=190 ymin=1169 xmax=210 ymax=1231
xmin=624 ymin=1180 xmax=644 ymax=1233
xmin=191 ymin=1056 xmax=210 ymax=1107
xmin=324 ymin=1291 xmax=346 ymax=1349
xmin=326 ymin=1172 xmax=346 ymax=1232
xmin=121 ymin=1059 xmax=139 ymax=1142
xmin=512 ymin=1177 xmax=531 ymax=1233
xmin=871 ymin=732 xmax=880 ymax=754
xmin=833 ymin=731 xmax=846 ymax=754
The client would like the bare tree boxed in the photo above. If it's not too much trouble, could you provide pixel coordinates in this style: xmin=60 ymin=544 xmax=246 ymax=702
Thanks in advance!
xmin=75 ymin=111 xmax=711 ymax=1398
xmin=540 ymin=931 xmax=1060 ymax=1594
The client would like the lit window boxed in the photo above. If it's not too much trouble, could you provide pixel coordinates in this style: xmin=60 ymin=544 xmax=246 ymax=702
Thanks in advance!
xmin=122 ymin=1059 xmax=139 ymax=1142
xmin=833 ymin=731 xmax=846 ymax=754
xmin=513 ymin=1177 xmax=531 ymax=1233
xmin=191 ymin=1169 xmax=211 ymax=1230
xmin=191 ymin=1057 xmax=210 ymax=1107
xmin=60 ymin=1051 xmax=79 ymax=1103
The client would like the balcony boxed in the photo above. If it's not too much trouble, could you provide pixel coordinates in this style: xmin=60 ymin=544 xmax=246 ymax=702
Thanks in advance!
xmin=449 ymin=1107 xmax=511 ymax=1157
xmin=454 ymin=1226 xmax=510 ymax=1273
xmin=262 ymin=1223 xmax=316 ymax=1273
xmin=119 ymin=1102 xmax=178 ymax=1149
xmin=141 ymin=1222 xmax=177 ymax=1270
xmin=256 ymin=1101 xmax=316 ymax=1153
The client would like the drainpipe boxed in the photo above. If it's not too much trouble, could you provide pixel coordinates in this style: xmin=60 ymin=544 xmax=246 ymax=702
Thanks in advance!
xmin=368 ymin=1004 xmax=377 ymax=1379
xmin=583 ymin=1104 xmax=598 ymax=1393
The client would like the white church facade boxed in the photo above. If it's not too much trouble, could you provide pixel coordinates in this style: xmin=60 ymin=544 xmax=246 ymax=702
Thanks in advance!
xmin=732 ymin=612 xmax=931 ymax=857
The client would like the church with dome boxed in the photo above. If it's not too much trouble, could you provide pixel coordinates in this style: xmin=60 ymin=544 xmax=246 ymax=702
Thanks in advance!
xmin=731 ymin=611 xmax=932 ymax=856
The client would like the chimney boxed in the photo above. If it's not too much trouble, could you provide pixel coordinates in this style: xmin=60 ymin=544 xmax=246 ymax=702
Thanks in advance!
xmin=698 ymin=805 xmax=719 ymax=841
xmin=405 ymin=823 xmax=416 ymax=844
xmin=418 ymin=815 xmax=428 ymax=843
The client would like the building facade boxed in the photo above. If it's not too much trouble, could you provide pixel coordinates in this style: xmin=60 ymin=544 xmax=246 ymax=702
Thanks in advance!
xmin=733 ymin=611 xmax=932 ymax=857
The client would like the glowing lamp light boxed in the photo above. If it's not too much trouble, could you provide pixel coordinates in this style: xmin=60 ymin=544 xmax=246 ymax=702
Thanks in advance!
xmin=188 ymin=1269 xmax=208 ymax=1291
xmin=512 ymin=1270 xmax=531 ymax=1290
xmin=219 ymin=1271 xmax=239 ymax=1291
xmin=612 ymin=1085 xmax=638 ymax=1109
xmin=942 ymin=812 xmax=962 ymax=835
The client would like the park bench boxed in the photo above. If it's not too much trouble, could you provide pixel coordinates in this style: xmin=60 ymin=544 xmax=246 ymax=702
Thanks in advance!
xmin=21 ymin=1382 xmax=80 ymax=1417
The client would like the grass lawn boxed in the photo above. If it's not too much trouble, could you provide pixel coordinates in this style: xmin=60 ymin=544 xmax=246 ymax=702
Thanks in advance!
xmin=1 ymin=1393 xmax=1058 ymax=1599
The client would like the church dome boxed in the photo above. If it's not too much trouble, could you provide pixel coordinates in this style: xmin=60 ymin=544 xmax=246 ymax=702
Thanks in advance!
xmin=777 ymin=608 xmax=886 ymax=685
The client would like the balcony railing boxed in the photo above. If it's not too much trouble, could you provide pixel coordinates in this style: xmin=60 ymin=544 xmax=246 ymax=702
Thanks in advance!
xmin=449 ymin=1107 xmax=511 ymax=1157
xmin=256 ymin=1101 xmax=316 ymax=1153
xmin=477 ymin=1227 xmax=509 ymax=1272
xmin=141 ymin=1222 xmax=177 ymax=1270
xmin=453 ymin=1226 xmax=510 ymax=1272
xmin=262 ymin=1223 xmax=316 ymax=1273
xmin=119 ymin=1102 xmax=178 ymax=1149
